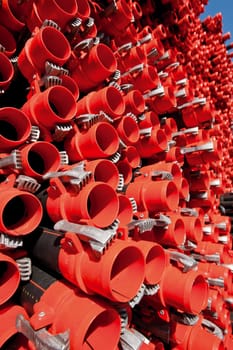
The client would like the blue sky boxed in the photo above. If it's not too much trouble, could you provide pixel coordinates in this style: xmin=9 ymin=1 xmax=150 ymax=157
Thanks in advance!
xmin=201 ymin=0 xmax=233 ymax=41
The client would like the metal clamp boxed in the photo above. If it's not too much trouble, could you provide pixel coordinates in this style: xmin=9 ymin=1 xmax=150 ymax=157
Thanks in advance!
xmin=173 ymin=310 xmax=199 ymax=326
xmin=16 ymin=257 xmax=32 ymax=281
xmin=180 ymin=208 xmax=198 ymax=217
xmin=144 ymin=284 xmax=160 ymax=296
xmin=143 ymin=85 xmax=165 ymax=99
xmin=117 ymin=173 xmax=125 ymax=192
xmin=45 ymin=61 xmax=69 ymax=77
xmin=202 ymin=319 xmax=224 ymax=340
xmin=52 ymin=124 xmax=72 ymax=142
xmin=43 ymin=162 xmax=92 ymax=190
xmin=120 ymin=327 xmax=151 ymax=350
xmin=121 ymin=64 xmax=144 ymax=78
xmin=54 ymin=219 xmax=118 ymax=255
xmin=150 ymin=170 xmax=173 ymax=181
xmin=41 ymin=19 xmax=60 ymax=30
xmin=172 ymin=127 xmax=199 ymax=138
xmin=0 ymin=150 xmax=22 ymax=169
xmin=16 ymin=314 xmax=70 ymax=350
xmin=129 ymin=284 xmax=146 ymax=308
xmin=29 ymin=126 xmax=40 ymax=143
xmin=15 ymin=175 xmax=41 ymax=193
xmin=0 ymin=233 xmax=23 ymax=249
xmin=169 ymin=251 xmax=198 ymax=272
xmin=181 ymin=141 xmax=214 ymax=154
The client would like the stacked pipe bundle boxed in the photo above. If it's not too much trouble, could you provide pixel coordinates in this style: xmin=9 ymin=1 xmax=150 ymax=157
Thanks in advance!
xmin=0 ymin=0 xmax=233 ymax=349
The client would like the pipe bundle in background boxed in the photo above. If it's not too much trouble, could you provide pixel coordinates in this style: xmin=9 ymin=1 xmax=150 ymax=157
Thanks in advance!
xmin=0 ymin=0 xmax=233 ymax=349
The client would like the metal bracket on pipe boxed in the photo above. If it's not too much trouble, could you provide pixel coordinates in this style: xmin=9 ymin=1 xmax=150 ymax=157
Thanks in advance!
xmin=0 ymin=150 xmax=22 ymax=169
xmin=0 ymin=233 xmax=23 ymax=249
xmin=43 ymin=162 xmax=92 ymax=190
xmin=52 ymin=125 xmax=72 ymax=142
xmin=15 ymin=175 xmax=41 ymax=193
xmin=192 ymin=253 xmax=220 ymax=263
xmin=202 ymin=319 xmax=224 ymax=340
xmin=207 ymin=277 xmax=225 ymax=288
xmin=117 ymin=42 xmax=133 ymax=54
xmin=117 ymin=173 xmax=125 ymax=192
xmin=0 ymin=43 xmax=5 ymax=53
xmin=169 ymin=251 xmax=198 ymax=272
xmin=129 ymin=284 xmax=146 ymax=308
xmin=54 ymin=219 xmax=117 ymax=256
xmin=218 ymin=235 xmax=229 ymax=244
xmin=16 ymin=257 xmax=32 ymax=281
xmin=176 ymin=78 xmax=188 ymax=86
xmin=214 ymin=221 xmax=225 ymax=233
xmin=172 ymin=310 xmax=199 ymax=326
xmin=128 ymin=215 xmax=170 ymax=233
xmin=144 ymin=284 xmax=160 ymax=296
xmin=150 ymin=170 xmax=173 ymax=181
xmin=180 ymin=208 xmax=198 ymax=217
xmin=29 ymin=126 xmax=40 ymax=143
xmin=139 ymin=127 xmax=152 ymax=137
xmin=109 ymin=69 xmax=121 ymax=82
xmin=172 ymin=127 xmax=199 ymax=138
xmin=181 ymin=141 xmax=214 ymax=154
xmin=39 ymin=75 xmax=62 ymax=89
xmin=120 ymin=83 xmax=134 ymax=93
xmin=129 ymin=197 xmax=138 ymax=213
xmin=68 ymin=17 xmax=82 ymax=35
xmin=143 ymin=85 xmax=165 ymax=99
xmin=179 ymin=240 xmax=197 ymax=251
xmin=16 ymin=314 xmax=70 ymax=350
xmin=147 ymin=47 xmax=159 ymax=59
xmin=109 ymin=151 xmax=121 ymax=164
xmin=121 ymin=64 xmax=144 ymax=78
xmin=137 ymin=33 xmax=152 ymax=46
xmin=45 ymin=61 xmax=69 ymax=77
xmin=120 ymin=327 xmax=151 ymax=350
xmin=41 ymin=19 xmax=61 ymax=31
xmin=73 ymin=37 xmax=99 ymax=55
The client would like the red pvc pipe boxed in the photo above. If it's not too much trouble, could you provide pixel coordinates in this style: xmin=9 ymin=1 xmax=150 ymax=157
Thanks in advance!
xmin=0 ymin=107 xmax=31 ymax=152
xmin=60 ymin=75 xmax=80 ymax=100
xmin=117 ymin=193 xmax=133 ymax=226
xmin=0 ymin=0 xmax=25 ymax=32
xmin=124 ymin=90 xmax=145 ymax=115
xmin=0 ymin=303 xmax=29 ymax=348
xmin=71 ymin=44 xmax=117 ymax=92
xmin=31 ymin=281 xmax=121 ymax=349
xmin=59 ymin=238 xmax=146 ymax=302
xmin=64 ymin=122 xmax=119 ymax=162
xmin=19 ymin=141 xmax=61 ymax=179
xmin=22 ymin=85 xmax=77 ymax=129
xmin=18 ymin=26 xmax=71 ymax=81
xmin=121 ymin=146 xmax=141 ymax=168
xmin=159 ymin=265 xmax=209 ymax=313
xmin=28 ymin=0 xmax=78 ymax=30
xmin=0 ymin=52 xmax=14 ymax=92
xmin=137 ymin=127 xmax=168 ymax=158
xmin=47 ymin=180 xmax=119 ymax=228
xmin=0 ymin=24 xmax=16 ymax=57
xmin=116 ymin=160 xmax=133 ymax=185
xmin=114 ymin=115 xmax=140 ymax=145
xmin=0 ymin=254 xmax=20 ymax=305
xmin=0 ymin=188 xmax=42 ymax=236
xmin=154 ymin=214 xmax=186 ymax=247
xmin=136 ymin=241 xmax=166 ymax=285
xmin=85 ymin=159 xmax=119 ymax=189
xmin=182 ymin=216 xmax=203 ymax=243
xmin=76 ymin=86 xmax=125 ymax=119
xmin=126 ymin=180 xmax=179 ymax=213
